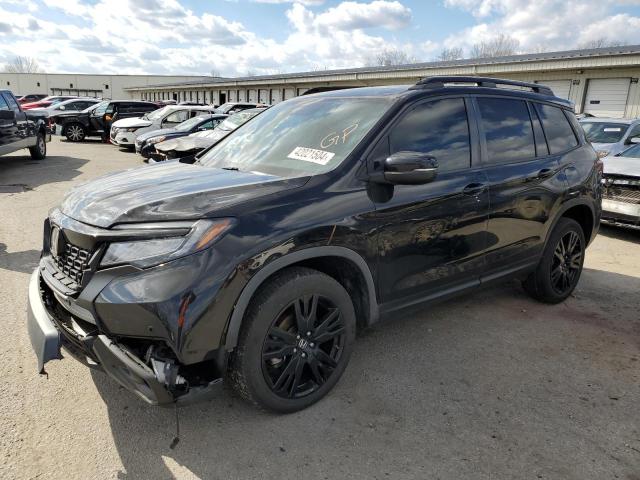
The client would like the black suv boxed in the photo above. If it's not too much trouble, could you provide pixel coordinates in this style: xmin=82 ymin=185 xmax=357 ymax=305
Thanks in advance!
xmin=54 ymin=100 xmax=158 ymax=142
xmin=27 ymin=77 xmax=602 ymax=411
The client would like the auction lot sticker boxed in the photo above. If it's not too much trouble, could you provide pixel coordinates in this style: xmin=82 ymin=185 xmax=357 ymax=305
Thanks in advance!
xmin=288 ymin=146 xmax=335 ymax=165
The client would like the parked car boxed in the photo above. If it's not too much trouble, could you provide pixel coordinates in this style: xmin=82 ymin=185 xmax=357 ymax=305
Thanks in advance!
xmin=110 ymin=105 xmax=217 ymax=149
xmin=21 ymin=95 xmax=79 ymax=110
xmin=214 ymin=102 xmax=261 ymax=114
xmin=0 ymin=90 xmax=49 ymax=159
xmin=27 ymin=77 xmax=601 ymax=411
xmin=579 ymin=118 xmax=640 ymax=158
xmin=36 ymin=98 xmax=101 ymax=116
xmin=601 ymin=150 xmax=640 ymax=229
xmin=54 ymin=100 xmax=159 ymax=142
xmin=153 ymin=108 xmax=264 ymax=161
xmin=135 ymin=114 xmax=227 ymax=159
xmin=17 ymin=94 xmax=47 ymax=104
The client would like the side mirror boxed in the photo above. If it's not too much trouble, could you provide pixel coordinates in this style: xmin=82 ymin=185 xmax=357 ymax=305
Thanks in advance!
xmin=628 ymin=136 xmax=640 ymax=144
xmin=0 ymin=110 xmax=16 ymax=121
xmin=58 ymin=105 xmax=65 ymax=110
xmin=372 ymin=151 xmax=438 ymax=185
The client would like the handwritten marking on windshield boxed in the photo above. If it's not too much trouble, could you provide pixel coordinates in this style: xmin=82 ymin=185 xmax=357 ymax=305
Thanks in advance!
xmin=320 ymin=123 xmax=359 ymax=149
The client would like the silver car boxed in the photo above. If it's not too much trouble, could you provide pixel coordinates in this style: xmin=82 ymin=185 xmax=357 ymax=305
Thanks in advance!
xmin=580 ymin=118 xmax=640 ymax=158
xmin=601 ymin=143 xmax=640 ymax=229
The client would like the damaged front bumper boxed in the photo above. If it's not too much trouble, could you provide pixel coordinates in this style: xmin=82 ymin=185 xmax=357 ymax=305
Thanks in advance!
xmin=601 ymin=198 xmax=640 ymax=230
xmin=26 ymin=269 xmax=223 ymax=406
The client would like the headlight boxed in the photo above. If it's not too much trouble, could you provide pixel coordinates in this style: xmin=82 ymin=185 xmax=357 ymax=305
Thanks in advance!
xmin=596 ymin=150 xmax=610 ymax=158
xmin=147 ymin=135 xmax=166 ymax=144
xmin=100 ymin=218 xmax=232 ymax=268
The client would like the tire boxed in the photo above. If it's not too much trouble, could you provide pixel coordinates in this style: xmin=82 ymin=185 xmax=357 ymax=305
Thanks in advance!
xmin=229 ymin=267 xmax=356 ymax=413
xmin=29 ymin=131 xmax=46 ymax=160
xmin=523 ymin=218 xmax=586 ymax=304
xmin=64 ymin=123 xmax=86 ymax=142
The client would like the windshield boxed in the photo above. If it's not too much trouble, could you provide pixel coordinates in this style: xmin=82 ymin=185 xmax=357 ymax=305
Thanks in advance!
xmin=197 ymin=96 xmax=393 ymax=178
xmin=84 ymin=101 xmax=107 ymax=113
xmin=175 ymin=115 xmax=209 ymax=132
xmin=618 ymin=143 xmax=640 ymax=158
xmin=217 ymin=110 xmax=260 ymax=131
xmin=581 ymin=122 xmax=629 ymax=143
xmin=144 ymin=106 xmax=171 ymax=120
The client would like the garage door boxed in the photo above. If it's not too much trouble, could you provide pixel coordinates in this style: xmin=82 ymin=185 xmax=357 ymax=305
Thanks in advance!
xmin=538 ymin=80 xmax=572 ymax=100
xmin=584 ymin=78 xmax=631 ymax=118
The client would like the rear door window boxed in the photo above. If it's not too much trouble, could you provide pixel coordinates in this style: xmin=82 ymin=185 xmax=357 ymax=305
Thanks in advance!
xmin=0 ymin=95 xmax=10 ymax=111
xmin=3 ymin=93 xmax=20 ymax=113
xmin=388 ymin=98 xmax=471 ymax=172
xmin=477 ymin=97 xmax=536 ymax=164
xmin=535 ymin=103 xmax=578 ymax=154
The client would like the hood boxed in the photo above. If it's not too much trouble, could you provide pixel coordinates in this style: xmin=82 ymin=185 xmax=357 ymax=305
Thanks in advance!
xmin=137 ymin=128 xmax=179 ymax=142
xmin=24 ymin=109 xmax=48 ymax=121
xmin=155 ymin=132 xmax=223 ymax=153
xmin=60 ymin=161 xmax=307 ymax=227
xmin=603 ymin=156 xmax=640 ymax=177
xmin=113 ymin=117 xmax=152 ymax=128
xmin=52 ymin=110 xmax=84 ymax=119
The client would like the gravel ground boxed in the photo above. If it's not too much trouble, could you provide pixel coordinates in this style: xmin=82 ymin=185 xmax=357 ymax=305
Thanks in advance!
xmin=1 ymin=138 xmax=639 ymax=480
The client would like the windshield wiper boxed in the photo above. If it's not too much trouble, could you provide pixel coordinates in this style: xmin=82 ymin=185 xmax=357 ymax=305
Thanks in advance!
xmin=221 ymin=166 xmax=239 ymax=171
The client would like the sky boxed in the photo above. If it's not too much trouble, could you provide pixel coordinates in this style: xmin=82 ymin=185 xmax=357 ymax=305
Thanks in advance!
xmin=1 ymin=0 xmax=640 ymax=77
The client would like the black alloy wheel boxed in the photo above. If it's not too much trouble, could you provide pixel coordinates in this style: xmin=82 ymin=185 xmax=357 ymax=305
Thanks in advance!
xmin=261 ymin=294 xmax=346 ymax=399
xmin=230 ymin=267 xmax=356 ymax=412
xmin=523 ymin=217 xmax=586 ymax=304
xmin=550 ymin=230 xmax=583 ymax=295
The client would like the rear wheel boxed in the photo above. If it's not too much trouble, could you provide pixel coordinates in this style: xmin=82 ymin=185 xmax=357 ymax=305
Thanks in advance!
xmin=29 ymin=131 xmax=46 ymax=160
xmin=230 ymin=267 xmax=356 ymax=413
xmin=64 ymin=123 xmax=86 ymax=142
xmin=523 ymin=218 xmax=585 ymax=303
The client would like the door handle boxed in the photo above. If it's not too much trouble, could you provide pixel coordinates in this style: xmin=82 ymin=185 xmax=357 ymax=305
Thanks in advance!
xmin=462 ymin=183 xmax=486 ymax=195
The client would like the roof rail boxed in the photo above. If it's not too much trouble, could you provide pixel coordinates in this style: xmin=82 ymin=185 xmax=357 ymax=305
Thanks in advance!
xmin=411 ymin=76 xmax=554 ymax=96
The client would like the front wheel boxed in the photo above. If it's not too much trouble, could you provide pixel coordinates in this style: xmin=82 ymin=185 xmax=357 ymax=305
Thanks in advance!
xmin=64 ymin=123 xmax=86 ymax=142
xmin=230 ymin=267 xmax=356 ymax=413
xmin=29 ymin=131 xmax=46 ymax=160
xmin=523 ymin=218 xmax=586 ymax=303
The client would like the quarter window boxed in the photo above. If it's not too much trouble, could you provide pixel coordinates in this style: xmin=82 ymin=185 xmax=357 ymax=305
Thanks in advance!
xmin=478 ymin=97 xmax=535 ymax=164
xmin=388 ymin=98 xmax=471 ymax=171
xmin=535 ymin=103 xmax=578 ymax=154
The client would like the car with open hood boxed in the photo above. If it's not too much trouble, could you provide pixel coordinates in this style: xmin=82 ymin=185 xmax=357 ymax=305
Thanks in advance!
xmin=153 ymin=108 xmax=264 ymax=161
xmin=135 ymin=114 xmax=227 ymax=159
xmin=27 ymin=77 xmax=601 ymax=411
xmin=110 ymin=105 xmax=217 ymax=148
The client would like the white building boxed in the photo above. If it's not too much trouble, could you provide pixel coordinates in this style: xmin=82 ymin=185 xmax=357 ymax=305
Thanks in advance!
xmin=0 ymin=73 xmax=210 ymax=100
xmin=125 ymin=45 xmax=640 ymax=119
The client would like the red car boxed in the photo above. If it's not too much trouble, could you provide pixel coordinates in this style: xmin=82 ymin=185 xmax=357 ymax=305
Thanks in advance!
xmin=17 ymin=94 xmax=48 ymax=104
xmin=21 ymin=95 xmax=78 ymax=110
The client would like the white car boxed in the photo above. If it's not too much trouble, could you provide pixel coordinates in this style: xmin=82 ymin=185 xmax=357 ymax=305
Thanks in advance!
xmin=110 ymin=105 xmax=217 ymax=148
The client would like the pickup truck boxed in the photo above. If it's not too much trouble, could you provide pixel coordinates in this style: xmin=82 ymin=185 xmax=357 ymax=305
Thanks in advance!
xmin=0 ymin=89 xmax=49 ymax=159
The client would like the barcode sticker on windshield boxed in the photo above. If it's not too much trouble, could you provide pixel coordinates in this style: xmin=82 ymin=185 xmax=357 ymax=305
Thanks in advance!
xmin=603 ymin=128 xmax=622 ymax=132
xmin=288 ymin=147 xmax=335 ymax=165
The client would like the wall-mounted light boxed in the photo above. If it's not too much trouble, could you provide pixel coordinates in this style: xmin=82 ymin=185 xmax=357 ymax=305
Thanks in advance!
xmin=631 ymin=78 xmax=639 ymax=84
xmin=572 ymin=79 xmax=580 ymax=85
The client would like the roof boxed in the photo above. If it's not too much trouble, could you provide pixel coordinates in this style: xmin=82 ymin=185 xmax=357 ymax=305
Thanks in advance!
xmin=127 ymin=44 xmax=640 ymax=90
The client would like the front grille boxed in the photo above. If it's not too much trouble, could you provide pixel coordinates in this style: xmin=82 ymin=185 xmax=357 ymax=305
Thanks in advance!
xmin=53 ymin=242 xmax=93 ymax=286
xmin=603 ymin=186 xmax=640 ymax=204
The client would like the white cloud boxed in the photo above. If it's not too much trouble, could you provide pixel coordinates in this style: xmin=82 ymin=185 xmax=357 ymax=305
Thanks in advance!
xmin=443 ymin=0 xmax=640 ymax=53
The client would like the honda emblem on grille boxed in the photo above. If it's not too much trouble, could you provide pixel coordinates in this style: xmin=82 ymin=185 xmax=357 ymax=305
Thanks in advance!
xmin=50 ymin=227 xmax=63 ymax=258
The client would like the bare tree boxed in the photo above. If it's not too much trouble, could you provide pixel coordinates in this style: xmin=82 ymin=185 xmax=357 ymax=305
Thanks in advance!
xmin=436 ymin=47 xmax=463 ymax=62
xmin=210 ymin=69 xmax=221 ymax=77
xmin=470 ymin=34 xmax=519 ymax=59
xmin=369 ymin=48 xmax=418 ymax=67
xmin=3 ymin=56 xmax=42 ymax=73
xmin=578 ymin=38 xmax=627 ymax=49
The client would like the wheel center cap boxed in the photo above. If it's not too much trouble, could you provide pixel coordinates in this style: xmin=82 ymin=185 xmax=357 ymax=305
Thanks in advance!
xmin=298 ymin=338 xmax=309 ymax=349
